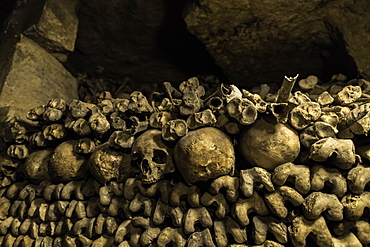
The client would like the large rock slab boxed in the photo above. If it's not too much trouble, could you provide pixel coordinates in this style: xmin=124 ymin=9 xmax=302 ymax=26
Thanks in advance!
xmin=24 ymin=0 xmax=79 ymax=61
xmin=0 ymin=35 xmax=78 ymax=123
xmin=184 ymin=0 xmax=370 ymax=86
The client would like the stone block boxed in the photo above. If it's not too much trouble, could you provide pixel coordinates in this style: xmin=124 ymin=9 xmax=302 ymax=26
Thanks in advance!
xmin=24 ymin=0 xmax=79 ymax=54
xmin=0 ymin=35 xmax=78 ymax=124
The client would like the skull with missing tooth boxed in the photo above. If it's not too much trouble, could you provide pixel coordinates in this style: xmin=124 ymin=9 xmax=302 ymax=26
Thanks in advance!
xmin=132 ymin=129 xmax=175 ymax=184
xmin=174 ymin=127 xmax=235 ymax=184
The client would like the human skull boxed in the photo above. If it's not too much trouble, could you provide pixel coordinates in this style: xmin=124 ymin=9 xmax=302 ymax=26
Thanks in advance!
xmin=88 ymin=143 xmax=134 ymax=183
xmin=174 ymin=127 xmax=235 ymax=184
xmin=132 ymin=129 xmax=175 ymax=184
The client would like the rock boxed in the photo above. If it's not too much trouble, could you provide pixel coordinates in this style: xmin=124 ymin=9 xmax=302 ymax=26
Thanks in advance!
xmin=326 ymin=0 xmax=370 ymax=80
xmin=24 ymin=0 xmax=79 ymax=61
xmin=184 ymin=0 xmax=368 ymax=86
xmin=66 ymin=0 xmax=220 ymax=84
xmin=0 ymin=35 xmax=78 ymax=124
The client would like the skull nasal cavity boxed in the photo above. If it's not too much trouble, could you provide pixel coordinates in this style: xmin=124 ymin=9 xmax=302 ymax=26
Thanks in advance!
xmin=141 ymin=159 xmax=151 ymax=174
xmin=152 ymin=149 xmax=167 ymax=164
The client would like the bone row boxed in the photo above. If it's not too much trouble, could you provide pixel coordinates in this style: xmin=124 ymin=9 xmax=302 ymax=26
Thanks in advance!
xmin=1 ymin=163 xmax=369 ymax=246
xmin=5 ymin=75 xmax=370 ymax=158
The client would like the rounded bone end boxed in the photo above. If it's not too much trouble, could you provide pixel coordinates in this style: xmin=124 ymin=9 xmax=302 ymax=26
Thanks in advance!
xmin=239 ymin=117 xmax=300 ymax=170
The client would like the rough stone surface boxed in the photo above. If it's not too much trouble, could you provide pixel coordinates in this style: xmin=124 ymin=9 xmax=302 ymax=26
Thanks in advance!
xmin=66 ymin=0 xmax=221 ymax=84
xmin=24 ymin=0 xmax=79 ymax=61
xmin=0 ymin=35 xmax=78 ymax=123
xmin=184 ymin=0 xmax=369 ymax=86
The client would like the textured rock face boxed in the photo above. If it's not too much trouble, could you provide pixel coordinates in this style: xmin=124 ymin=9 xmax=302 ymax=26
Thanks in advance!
xmin=24 ymin=0 xmax=79 ymax=53
xmin=184 ymin=0 xmax=370 ymax=86
xmin=67 ymin=0 xmax=186 ymax=83
xmin=0 ymin=35 xmax=78 ymax=122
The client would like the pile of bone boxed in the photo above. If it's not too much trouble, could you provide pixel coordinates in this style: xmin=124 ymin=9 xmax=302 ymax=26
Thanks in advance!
xmin=0 ymin=74 xmax=370 ymax=246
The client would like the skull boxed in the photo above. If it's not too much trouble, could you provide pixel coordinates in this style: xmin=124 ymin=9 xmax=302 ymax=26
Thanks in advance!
xmin=174 ymin=127 xmax=235 ymax=184
xmin=132 ymin=129 xmax=175 ymax=184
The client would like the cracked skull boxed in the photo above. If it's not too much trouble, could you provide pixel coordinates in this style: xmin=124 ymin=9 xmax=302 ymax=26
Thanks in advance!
xmin=132 ymin=129 xmax=175 ymax=184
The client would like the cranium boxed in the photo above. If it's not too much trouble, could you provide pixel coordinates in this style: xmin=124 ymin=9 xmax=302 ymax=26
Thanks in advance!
xmin=132 ymin=129 xmax=175 ymax=184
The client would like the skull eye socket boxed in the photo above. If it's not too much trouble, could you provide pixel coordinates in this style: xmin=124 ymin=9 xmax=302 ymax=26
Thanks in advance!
xmin=152 ymin=149 xmax=167 ymax=164
xmin=131 ymin=153 xmax=143 ymax=167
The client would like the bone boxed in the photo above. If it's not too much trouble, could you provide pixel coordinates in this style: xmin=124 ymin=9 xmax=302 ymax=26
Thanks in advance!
xmin=136 ymin=179 xmax=173 ymax=204
xmin=311 ymin=164 xmax=347 ymax=198
xmin=187 ymin=228 xmax=216 ymax=247
xmin=264 ymin=186 xmax=304 ymax=218
xmin=27 ymin=105 xmax=46 ymax=120
xmin=5 ymin=180 xmax=29 ymax=200
xmin=289 ymin=102 xmax=321 ymax=130
xmin=65 ymin=200 xmax=78 ymax=219
xmin=42 ymin=123 xmax=67 ymax=141
xmin=309 ymin=137 xmax=356 ymax=169
xmin=94 ymin=213 xmax=105 ymax=235
xmin=114 ymin=219 xmax=143 ymax=246
xmin=205 ymin=96 xmax=224 ymax=111
xmin=55 ymin=217 xmax=73 ymax=236
xmin=72 ymin=217 xmax=95 ymax=238
xmin=28 ymin=131 xmax=46 ymax=147
xmin=298 ymin=75 xmax=318 ymax=91
xmin=347 ymin=164 xmax=370 ymax=194
xmin=0 ymin=197 xmax=11 ymax=220
xmin=43 ymin=107 xmax=64 ymax=122
xmin=169 ymin=181 xmax=200 ymax=207
xmin=108 ymin=197 xmax=131 ymax=218
xmin=2 ymin=233 xmax=16 ymax=247
xmin=187 ymin=109 xmax=217 ymax=129
xmin=6 ymin=144 xmax=29 ymax=160
xmin=149 ymin=111 xmax=173 ymax=129
xmin=200 ymin=192 xmax=229 ymax=219
xmin=180 ymin=91 xmax=203 ymax=115
xmin=214 ymin=216 xmax=248 ymax=246
xmin=49 ymin=140 xmax=88 ymax=182
xmin=60 ymin=180 xmax=86 ymax=201
xmin=109 ymin=111 xmax=126 ymax=130
xmin=108 ymin=130 xmax=135 ymax=149
xmin=242 ymin=89 xmax=268 ymax=113
xmin=86 ymin=197 xmax=106 ymax=218
xmin=105 ymin=216 xmax=119 ymax=236
xmin=46 ymin=202 xmax=60 ymax=222
xmin=69 ymin=99 xmax=90 ymax=119
xmin=153 ymin=200 xmax=183 ymax=227
xmin=336 ymin=85 xmax=362 ymax=105
xmin=209 ymin=175 xmax=239 ymax=203
xmin=92 ymin=235 xmax=115 ymax=247
xmin=226 ymin=97 xmax=258 ymax=125
xmin=132 ymin=216 xmax=161 ymax=246
xmin=99 ymin=185 xmax=112 ymax=206
xmin=317 ymin=91 xmax=334 ymax=106
xmin=303 ymin=192 xmax=343 ymax=221
xmin=76 ymin=234 xmax=93 ymax=246
xmin=98 ymin=99 xmax=115 ymax=115
xmin=333 ymin=220 xmax=370 ymax=246
xmin=162 ymin=119 xmax=188 ymax=141
xmin=232 ymin=192 xmax=269 ymax=226
xmin=128 ymin=91 xmax=154 ymax=113
xmin=9 ymin=217 xmax=21 ymax=236
xmin=89 ymin=112 xmax=111 ymax=136
xmin=332 ymin=232 xmax=362 ymax=247
xmin=183 ymin=206 xmax=213 ymax=234
xmin=272 ymin=162 xmax=310 ymax=194
xmin=252 ymin=216 xmax=288 ymax=244
xmin=156 ymin=227 xmax=186 ymax=247
xmin=289 ymin=216 xmax=333 ymax=247
xmin=240 ymin=167 xmax=275 ymax=197
xmin=341 ymin=192 xmax=370 ymax=220
xmin=129 ymin=193 xmax=154 ymax=217
xmin=69 ymin=118 xmax=92 ymax=136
